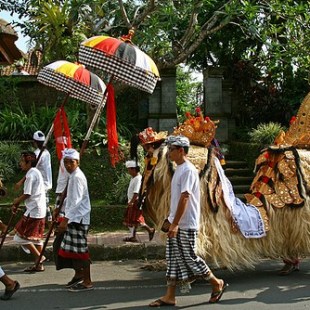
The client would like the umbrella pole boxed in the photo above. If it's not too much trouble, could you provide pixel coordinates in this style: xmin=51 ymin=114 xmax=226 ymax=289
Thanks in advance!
xmin=34 ymin=188 xmax=68 ymax=270
xmin=80 ymin=89 xmax=109 ymax=156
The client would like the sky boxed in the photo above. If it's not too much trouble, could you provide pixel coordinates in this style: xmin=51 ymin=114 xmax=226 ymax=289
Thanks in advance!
xmin=0 ymin=11 xmax=30 ymax=53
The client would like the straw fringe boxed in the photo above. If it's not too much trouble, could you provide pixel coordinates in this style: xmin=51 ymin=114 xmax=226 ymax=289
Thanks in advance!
xmin=144 ymin=145 xmax=310 ymax=271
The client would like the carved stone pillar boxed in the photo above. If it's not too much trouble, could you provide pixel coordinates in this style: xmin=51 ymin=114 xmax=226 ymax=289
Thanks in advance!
xmin=146 ymin=68 xmax=178 ymax=132
xmin=203 ymin=67 xmax=235 ymax=142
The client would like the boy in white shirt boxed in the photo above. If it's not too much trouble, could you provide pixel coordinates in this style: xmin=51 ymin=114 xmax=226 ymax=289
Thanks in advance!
xmin=13 ymin=151 xmax=47 ymax=272
xmin=33 ymin=130 xmax=53 ymax=235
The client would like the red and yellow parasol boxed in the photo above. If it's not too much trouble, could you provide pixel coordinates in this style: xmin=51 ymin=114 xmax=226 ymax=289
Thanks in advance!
xmin=78 ymin=35 xmax=160 ymax=94
xmin=37 ymin=60 xmax=106 ymax=107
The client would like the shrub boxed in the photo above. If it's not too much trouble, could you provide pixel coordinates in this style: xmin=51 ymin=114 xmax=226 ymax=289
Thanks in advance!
xmin=248 ymin=122 xmax=285 ymax=146
xmin=0 ymin=142 xmax=23 ymax=180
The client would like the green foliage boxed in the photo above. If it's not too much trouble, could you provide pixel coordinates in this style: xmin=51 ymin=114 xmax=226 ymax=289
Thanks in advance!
xmin=80 ymin=149 xmax=127 ymax=203
xmin=111 ymin=171 xmax=131 ymax=205
xmin=228 ymin=141 xmax=263 ymax=170
xmin=176 ymin=66 xmax=202 ymax=123
xmin=248 ymin=122 xmax=285 ymax=146
xmin=0 ymin=142 xmax=23 ymax=180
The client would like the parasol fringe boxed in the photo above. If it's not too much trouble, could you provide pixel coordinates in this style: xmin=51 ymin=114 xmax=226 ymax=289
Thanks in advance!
xmin=106 ymin=83 xmax=120 ymax=167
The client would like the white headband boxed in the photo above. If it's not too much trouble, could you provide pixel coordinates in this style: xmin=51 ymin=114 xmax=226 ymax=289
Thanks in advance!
xmin=125 ymin=160 xmax=139 ymax=168
xmin=33 ymin=130 xmax=45 ymax=141
xmin=63 ymin=148 xmax=80 ymax=160
xmin=166 ymin=135 xmax=190 ymax=147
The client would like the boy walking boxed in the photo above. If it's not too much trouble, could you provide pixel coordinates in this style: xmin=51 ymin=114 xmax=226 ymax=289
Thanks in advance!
xmin=56 ymin=149 xmax=93 ymax=292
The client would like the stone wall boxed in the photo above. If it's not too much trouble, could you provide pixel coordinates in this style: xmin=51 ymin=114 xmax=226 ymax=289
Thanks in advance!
xmin=1 ymin=68 xmax=235 ymax=143
xmin=146 ymin=68 xmax=178 ymax=133
xmin=0 ymin=75 xmax=62 ymax=109
xmin=203 ymin=67 xmax=235 ymax=142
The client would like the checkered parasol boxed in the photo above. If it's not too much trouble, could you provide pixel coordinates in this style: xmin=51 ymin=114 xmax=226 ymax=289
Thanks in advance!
xmin=78 ymin=35 xmax=160 ymax=94
xmin=37 ymin=60 xmax=106 ymax=107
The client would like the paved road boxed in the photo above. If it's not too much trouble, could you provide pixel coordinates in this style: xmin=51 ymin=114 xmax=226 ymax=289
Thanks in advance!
xmin=0 ymin=258 xmax=310 ymax=309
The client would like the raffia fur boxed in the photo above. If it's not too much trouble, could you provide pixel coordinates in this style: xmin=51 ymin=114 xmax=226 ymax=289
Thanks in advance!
xmin=144 ymin=145 xmax=310 ymax=271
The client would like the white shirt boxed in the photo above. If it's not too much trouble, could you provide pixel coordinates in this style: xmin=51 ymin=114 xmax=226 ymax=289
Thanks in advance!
xmin=12 ymin=70 xmax=29 ymax=75
xmin=127 ymin=174 xmax=142 ymax=202
xmin=55 ymin=158 xmax=69 ymax=194
xmin=168 ymin=160 xmax=201 ymax=230
xmin=34 ymin=148 xmax=52 ymax=190
xmin=23 ymin=167 xmax=46 ymax=218
xmin=64 ymin=167 xmax=91 ymax=225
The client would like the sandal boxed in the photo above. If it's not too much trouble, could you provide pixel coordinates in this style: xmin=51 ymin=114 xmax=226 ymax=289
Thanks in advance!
xmin=24 ymin=264 xmax=45 ymax=272
xmin=209 ymin=281 xmax=229 ymax=303
xmin=0 ymin=281 xmax=20 ymax=300
xmin=123 ymin=237 xmax=138 ymax=242
xmin=278 ymin=263 xmax=299 ymax=276
xmin=68 ymin=283 xmax=94 ymax=292
xmin=149 ymin=229 xmax=155 ymax=241
xmin=65 ymin=277 xmax=84 ymax=288
xmin=149 ymin=299 xmax=175 ymax=307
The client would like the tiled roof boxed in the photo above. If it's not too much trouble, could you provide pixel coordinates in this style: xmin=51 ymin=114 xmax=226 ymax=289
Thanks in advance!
xmin=1 ymin=50 xmax=42 ymax=76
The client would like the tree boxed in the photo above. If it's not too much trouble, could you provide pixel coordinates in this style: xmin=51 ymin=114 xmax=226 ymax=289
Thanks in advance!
xmin=3 ymin=1 xmax=309 ymax=74
xmin=2 ymin=0 xmax=309 ymax=129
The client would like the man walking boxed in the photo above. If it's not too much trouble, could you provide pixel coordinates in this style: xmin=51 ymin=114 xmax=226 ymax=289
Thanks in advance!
xmin=149 ymin=135 xmax=228 ymax=307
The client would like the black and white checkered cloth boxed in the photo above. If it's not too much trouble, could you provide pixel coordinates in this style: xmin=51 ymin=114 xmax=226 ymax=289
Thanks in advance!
xmin=38 ymin=68 xmax=104 ymax=107
xmin=166 ymin=229 xmax=210 ymax=282
xmin=79 ymin=46 xmax=159 ymax=94
xmin=60 ymin=223 xmax=89 ymax=256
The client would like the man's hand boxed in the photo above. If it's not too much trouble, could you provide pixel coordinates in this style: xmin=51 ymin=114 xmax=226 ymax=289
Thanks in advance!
xmin=57 ymin=219 xmax=68 ymax=233
xmin=11 ymin=204 xmax=19 ymax=214
xmin=167 ymin=223 xmax=179 ymax=238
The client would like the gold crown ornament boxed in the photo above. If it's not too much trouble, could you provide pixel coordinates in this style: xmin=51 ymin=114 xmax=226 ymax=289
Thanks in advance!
xmin=138 ymin=127 xmax=167 ymax=145
xmin=173 ymin=107 xmax=217 ymax=147
xmin=274 ymin=92 xmax=310 ymax=149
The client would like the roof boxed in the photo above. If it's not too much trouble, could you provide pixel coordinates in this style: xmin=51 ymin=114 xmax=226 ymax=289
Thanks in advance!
xmin=0 ymin=18 xmax=23 ymax=65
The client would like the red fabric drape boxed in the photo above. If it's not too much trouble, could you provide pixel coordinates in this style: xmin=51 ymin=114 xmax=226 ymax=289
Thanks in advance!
xmin=106 ymin=83 xmax=119 ymax=167
xmin=53 ymin=106 xmax=72 ymax=160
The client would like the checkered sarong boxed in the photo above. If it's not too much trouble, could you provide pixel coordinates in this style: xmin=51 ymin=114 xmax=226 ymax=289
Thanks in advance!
xmin=58 ymin=223 xmax=90 ymax=260
xmin=166 ymin=229 xmax=210 ymax=283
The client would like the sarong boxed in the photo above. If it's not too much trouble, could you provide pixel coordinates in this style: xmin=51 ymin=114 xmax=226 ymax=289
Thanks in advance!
xmin=166 ymin=229 xmax=210 ymax=284
xmin=56 ymin=223 xmax=90 ymax=270
xmin=15 ymin=215 xmax=45 ymax=241
xmin=123 ymin=202 xmax=145 ymax=227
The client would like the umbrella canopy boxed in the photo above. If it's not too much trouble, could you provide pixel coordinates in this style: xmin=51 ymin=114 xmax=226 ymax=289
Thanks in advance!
xmin=37 ymin=60 xmax=106 ymax=107
xmin=78 ymin=35 xmax=160 ymax=94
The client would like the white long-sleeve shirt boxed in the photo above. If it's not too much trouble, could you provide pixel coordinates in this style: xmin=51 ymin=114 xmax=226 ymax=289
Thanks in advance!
xmin=34 ymin=148 xmax=52 ymax=190
xmin=55 ymin=158 xmax=69 ymax=194
xmin=64 ymin=167 xmax=91 ymax=225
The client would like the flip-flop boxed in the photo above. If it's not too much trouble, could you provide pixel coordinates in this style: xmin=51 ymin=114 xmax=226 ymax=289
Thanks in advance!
xmin=123 ymin=237 xmax=138 ymax=242
xmin=149 ymin=299 xmax=175 ymax=307
xmin=149 ymin=229 xmax=155 ymax=241
xmin=65 ymin=277 xmax=84 ymax=288
xmin=278 ymin=263 xmax=299 ymax=276
xmin=24 ymin=264 xmax=45 ymax=272
xmin=68 ymin=283 xmax=94 ymax=292
xmin=0 ymin=281 xmax=20 ymax=300
xmin=209 ymin=281 xmax=229 ymax=303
